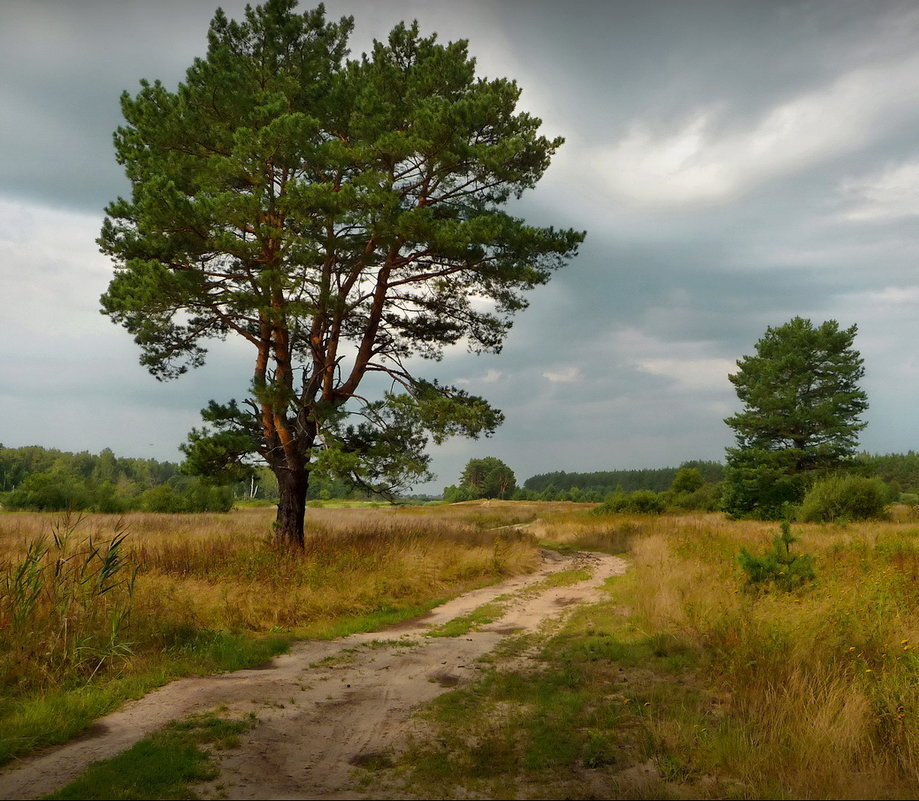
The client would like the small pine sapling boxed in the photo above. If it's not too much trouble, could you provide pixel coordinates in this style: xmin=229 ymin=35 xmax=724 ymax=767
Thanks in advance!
xmin=738 ymin=520 xmax=816 ymax=592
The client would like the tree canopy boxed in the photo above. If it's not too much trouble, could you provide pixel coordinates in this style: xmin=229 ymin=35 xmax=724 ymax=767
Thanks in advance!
xmin=722 ymin=317 xmax=868 ymax=518
xmin=99 ymin=0 xmax=584 ymax=545
xmin=444 ymin=456 xmax=517 ymax=501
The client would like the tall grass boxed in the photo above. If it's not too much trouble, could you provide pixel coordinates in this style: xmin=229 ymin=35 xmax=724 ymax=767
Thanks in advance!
xmin=394 ymin=509 xmax=919 ymax=798
xmin=0 ymin=514 xmax=137 ymax=690
xmin=0 ymin=503 xmax=539 ymax=763
xmin=617 ymin=513 xmax=919 ymax=796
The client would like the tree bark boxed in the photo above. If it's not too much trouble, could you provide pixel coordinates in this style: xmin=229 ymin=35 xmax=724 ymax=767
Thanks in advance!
xmin=274 ymin=465 xmax=308 ymax=549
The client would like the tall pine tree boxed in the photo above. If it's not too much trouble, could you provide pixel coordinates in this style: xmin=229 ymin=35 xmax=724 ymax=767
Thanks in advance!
xmin=722 ymin=317 xmax=868 ymax=518
xmin=99 ymin=1 xmax=583 ymax=546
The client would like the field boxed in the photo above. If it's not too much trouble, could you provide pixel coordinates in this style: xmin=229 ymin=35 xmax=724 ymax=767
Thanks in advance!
xmin=0 ymin=503 xmax=542 ymax=765
xmin=2 ymin=502 xmax=919 ymax=798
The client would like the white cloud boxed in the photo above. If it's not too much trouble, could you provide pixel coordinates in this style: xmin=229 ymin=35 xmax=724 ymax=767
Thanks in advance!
xmin=609 ymin=327 xmax=735 ymax=393
xmin=636 ymin=358 xmax=736 ymax=391
xmin=837 ymin=159 xmax=919 ymax=222
xmin=456 ymin=368 xmax=504 ymax=385
xmin=542 ymin=366 xmax=582 ymax=383
xmin=865 ymin=286 xmax=919 ymax=304
xmin=0 ymin=197 xmax=108 ymax=336
xmin=594 ymin=52 xmax=919 ymax=207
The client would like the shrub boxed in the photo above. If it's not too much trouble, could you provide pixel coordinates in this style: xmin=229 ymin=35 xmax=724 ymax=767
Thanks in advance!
xmin=670 ymin=467 xmax=704 ymax=494
xmin=136 ymin=481 xmax=234 ymax=513
xmin=665 ymin=482 xmax=723 ymax=512
xmin=3 ymin=472 xmax=91 ymax=511
xmin=442 ymin=484 xmax=479 ymax=503
xmin=797 ymin=474 xmax=887 ymax=523
xmin=592 ymin=489 xmax=665 ymax=515
xmin=738 ymin=520 xmax=815 ymax=592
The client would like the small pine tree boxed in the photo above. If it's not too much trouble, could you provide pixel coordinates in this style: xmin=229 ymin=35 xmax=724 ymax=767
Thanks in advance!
xmin=737 ymin=520 xmax=816 ymax=592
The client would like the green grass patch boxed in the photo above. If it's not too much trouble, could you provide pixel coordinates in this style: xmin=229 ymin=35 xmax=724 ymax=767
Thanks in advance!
xmin=403 ymin=663 xmax=632 ymax=798
xmin=44 ymin=710 xmax=256 ymax=800
xmin=425 ymin=601 xmax=507 ymax=638
xmin=296 ymin=598 xmax=449 ymax=640
xmin=528 ymin=567 xmax=592 ymax=591
xmin=487 ymin=631 xmax=543 ymax=662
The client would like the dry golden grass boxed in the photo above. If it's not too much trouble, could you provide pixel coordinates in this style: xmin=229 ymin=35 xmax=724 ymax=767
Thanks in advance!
xmin=6 ymin=501 xmax=919 ymax=797
xmin=0 ymin=504 xmax=540 ymax=695
xmin=604 ymin=512 xmax=919 ymax=797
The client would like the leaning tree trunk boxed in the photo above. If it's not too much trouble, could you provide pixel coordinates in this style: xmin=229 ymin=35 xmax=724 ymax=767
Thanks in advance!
xmin=274 ymin=466 xmax=308 ymax=549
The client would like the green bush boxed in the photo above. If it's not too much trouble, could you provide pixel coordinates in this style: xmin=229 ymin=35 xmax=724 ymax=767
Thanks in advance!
xmin=738 ymin=520 xmax=815 ymax=592
xmin=442 ymin=484 xmax=479 ymax=503
xmin=670 ymin=467 xmax=704 ymax=494
xmin=797 ymin=474 xmax=887 ymax=523
xmin=665 ymin=482 xmax=723 ymax=512
xmin=3 ymin=472 xmax=91 ymax=511
xmin=592 ymin=489 xmax=665 ymax=515
xmin=136 ymin=481 xmax=234 ymax=513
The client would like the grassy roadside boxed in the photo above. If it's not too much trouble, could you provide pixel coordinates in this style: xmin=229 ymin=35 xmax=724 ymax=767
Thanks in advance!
xmin=378 ymin=512 xmax=919 ymax=799
xmin=388 ymin=572 xmax=711 ymax=800
xmin=0 ymin=632 xmax=288 ymax=766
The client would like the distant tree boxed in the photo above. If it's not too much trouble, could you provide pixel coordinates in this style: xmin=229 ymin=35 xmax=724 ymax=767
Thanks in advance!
xmin=457 ymin=456 xmax=517 ymax=499
xmin=670 ymin=467 xmax=704 ymax=494
xmin=98 ymin=0 xmax=583 ymax=548
xmin=723 ymin=317 xmax=868 ymax=518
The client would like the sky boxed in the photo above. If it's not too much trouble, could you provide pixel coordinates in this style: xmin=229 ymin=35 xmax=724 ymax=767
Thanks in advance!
xmin=3 ymin=0 xmax=919 ymax=493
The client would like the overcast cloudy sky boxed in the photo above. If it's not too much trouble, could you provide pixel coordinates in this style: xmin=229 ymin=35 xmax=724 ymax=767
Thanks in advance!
xmin=3 ymin=0 xmax=919 ymax=492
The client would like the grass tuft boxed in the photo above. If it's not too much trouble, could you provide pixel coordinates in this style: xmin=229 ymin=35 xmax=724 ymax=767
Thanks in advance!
xmin=43 ymin=711 xmax=256 ymax=800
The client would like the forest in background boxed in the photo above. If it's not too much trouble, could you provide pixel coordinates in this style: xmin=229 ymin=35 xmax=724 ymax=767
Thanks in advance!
xmin=2 ymin=445 xmax=918 ymax=513
xmin=0 ymin=445 xmax=367 ymax=513
xmin=522 ymin=460 xmax=725 ymax=498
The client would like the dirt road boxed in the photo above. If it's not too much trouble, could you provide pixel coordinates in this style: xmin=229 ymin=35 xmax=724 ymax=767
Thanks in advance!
xmin=0 ymin=549 xmax=627 ymax=800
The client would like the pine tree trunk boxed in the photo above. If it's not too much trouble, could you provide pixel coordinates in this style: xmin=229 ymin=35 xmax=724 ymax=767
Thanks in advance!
xmin=274 ymin=466 xmax=308 ymax=549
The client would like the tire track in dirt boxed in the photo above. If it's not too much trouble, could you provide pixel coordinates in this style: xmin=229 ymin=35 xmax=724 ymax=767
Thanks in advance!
xmin=0 ymin=550 xmax=627 ymax=800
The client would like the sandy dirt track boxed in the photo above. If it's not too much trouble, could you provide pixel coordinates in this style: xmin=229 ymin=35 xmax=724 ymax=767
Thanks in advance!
xmin=0 ymin=550 xmax=627 ymax=800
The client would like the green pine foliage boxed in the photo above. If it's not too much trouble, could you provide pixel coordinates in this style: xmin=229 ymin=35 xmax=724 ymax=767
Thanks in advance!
xmin=98 ymin=0 xmax=584 ymax=546
xmin=592 ymin=489 xmax=666 ymax=515
xmin=523 ymin=461 xmax=724 ymax=496
xmin=723 ymin=318 xmax=868 ymax=519
xmin=858 ymin=451 xmax=919 ymax=495
xmin=737 ymin=520 xmax=816 ymax=592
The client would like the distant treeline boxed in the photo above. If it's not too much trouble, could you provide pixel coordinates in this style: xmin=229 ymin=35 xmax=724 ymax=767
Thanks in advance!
xmin=521 ymin=454 xmax=919 ymax=504
xmin=858 ymin=452 xmax=919 ymax=496
xmin=0 ymin=444 xmax=377 ymax=513
xmin=523 ymin=461 xmax=725 ymax=496
xmin=0 ymin=444 xmax=234 ymax=513
xmin=4 ymin=445 xmax=919 ymax=514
